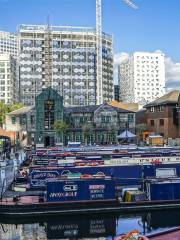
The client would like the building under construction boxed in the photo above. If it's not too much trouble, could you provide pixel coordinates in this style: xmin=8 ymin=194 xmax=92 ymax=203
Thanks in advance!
xmin=18 ymin=24 xmax=113 ymax=106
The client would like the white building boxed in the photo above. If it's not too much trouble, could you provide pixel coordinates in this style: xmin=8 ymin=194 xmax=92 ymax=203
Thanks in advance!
xmin=0 ymin=53 xmax=17 ymax=104
xmin=119 ymin=52 xmax=165 ymax=106
xmin=0 ymin=31 xmax=19 ymax=104
xmin=0 ymin=31 xmax=18 ymax=57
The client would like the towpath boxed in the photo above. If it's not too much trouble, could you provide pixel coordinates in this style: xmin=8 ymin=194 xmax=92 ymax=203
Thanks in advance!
xmin=0 ymin=150 xmax=25 ymax=195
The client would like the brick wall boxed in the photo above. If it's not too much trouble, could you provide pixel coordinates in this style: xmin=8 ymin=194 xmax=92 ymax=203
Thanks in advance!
xmin=145 ymin=105 xmax=179 ymax=139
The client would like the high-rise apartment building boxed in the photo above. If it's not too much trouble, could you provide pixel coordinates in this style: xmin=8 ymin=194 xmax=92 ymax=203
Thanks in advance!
xmin=119 ymin=52 xmax=165 ymax=105
xmin=18 ymin=24 xmax=113 ymax=106
xmin=0 ymin=54 xmax=17 ymax=104
xmin=0 ymin=31 xmax=19 ymax=104
xmin=0 ymin=31 xmax=18 ymax=57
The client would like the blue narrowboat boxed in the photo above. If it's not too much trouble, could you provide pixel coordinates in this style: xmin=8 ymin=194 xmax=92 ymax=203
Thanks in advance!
xmin=46 ymin=178 xmax=116 ymax=203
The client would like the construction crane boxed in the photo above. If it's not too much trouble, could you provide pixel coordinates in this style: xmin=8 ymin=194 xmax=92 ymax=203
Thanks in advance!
xmin=96 ymin=0 xmax=138 ymax=105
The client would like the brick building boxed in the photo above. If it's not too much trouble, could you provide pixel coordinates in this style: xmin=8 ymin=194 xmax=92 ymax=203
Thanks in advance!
xmin=144 ymin=90 xmax=180 ymax=139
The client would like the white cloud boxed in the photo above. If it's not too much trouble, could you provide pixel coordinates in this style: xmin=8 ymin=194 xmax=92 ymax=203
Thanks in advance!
xmin=165 ymin=57 xmax=180 ymax=90
xmin=114 ymin=52 xmax=129 ymax=67
xmin=114 ymin=51 xmax=180 ymax=90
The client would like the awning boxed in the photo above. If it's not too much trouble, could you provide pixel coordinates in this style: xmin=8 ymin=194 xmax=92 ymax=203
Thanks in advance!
xmin=117 ymin=130 xmax=137 ymax=139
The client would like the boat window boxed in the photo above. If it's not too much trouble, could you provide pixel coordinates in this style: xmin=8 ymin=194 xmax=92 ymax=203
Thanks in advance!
xmin=156 ymin=168 xmax=177 ymax=178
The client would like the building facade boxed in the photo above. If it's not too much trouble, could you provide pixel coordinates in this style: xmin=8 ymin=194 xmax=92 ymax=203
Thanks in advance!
xmin=144 ymin=90 xmax=180 ymax=139
xmin=0 ymin=53 xmax=17 ymax=104
xmin=5 ymin=88 xmax=136 ymax=147
xmin=119 ymin=52 xmax=165 ymax=105
xmin=0 ymin=31 xmax=19 ymax=104
xmin=0 ymin=31 xmax=18 ymax=57
xmin=18 ymin=24 xmax=114 ymax=106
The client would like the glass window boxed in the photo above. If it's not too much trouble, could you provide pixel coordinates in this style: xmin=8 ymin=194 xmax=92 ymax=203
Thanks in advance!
xmin=20 ymin=115 xmax=26 ymax=125
xmin=0 ymin=69 xmax=5 ymax=73
xmin=128 ymin=114 xmax=134 ymax=123
xmin=44 ymin=100 xmax=54 ymax=130
xmin=159 ymin=106 xmax=165 ymax=111
xmin=101 ymin=116 xmax=111 ymax=123
xmin=11 ymin=116 xmax=16 ymax=124
xmin=150 ymin=120 xmax=154 ymax=126
xmin=150 ymin=107 xmax=154 ymax=112
xmin=0 ymin=63 xmax=5 ymax=67
xmin=159 ymin=119 xmax=164 ymax=126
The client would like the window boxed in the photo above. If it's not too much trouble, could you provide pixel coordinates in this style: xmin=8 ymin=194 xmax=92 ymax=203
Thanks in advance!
xmin=0 ymin=69 xmax=5 ymax=73
xmin=101 ymin=116 xmax=111 ymax=123
xmin=44 ymin=100 xmax=54 ymax=130
xmin=0 ymin=63 xmax=5 ymax=67
xmin=128 ymin=114 xmax=134 ymax=123
xmin=159 ymin=119 xmax=164 ymax=126
xmin=79 ymin=117 xmax=84 ymax=124
xmin=20 ymin=115 xmax=26 ymax=125
xmin=11 ymin=116 xmax=16 ymax=124
xmin=150 ymin=120 xmax=154 ymax=126
xmin=150 ymin=107 xmax=154 ymax=112
xmin=159 ymin=106 xmax=164 ymax=111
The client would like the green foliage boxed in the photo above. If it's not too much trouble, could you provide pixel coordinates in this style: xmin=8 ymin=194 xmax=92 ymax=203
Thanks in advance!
xmin=0 ymin=102 xmax=24 ymax=127
xmin=53 ymin=120 xmax=69 ymax=135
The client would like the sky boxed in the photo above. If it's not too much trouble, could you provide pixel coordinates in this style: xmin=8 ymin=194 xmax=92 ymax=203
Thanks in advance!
xmin=0 ymin=0 xmax=180 ymax=88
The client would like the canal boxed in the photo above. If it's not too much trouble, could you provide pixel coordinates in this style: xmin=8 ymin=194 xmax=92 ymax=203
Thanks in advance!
xmin=0 ymin=210 xmax=179 ymax=239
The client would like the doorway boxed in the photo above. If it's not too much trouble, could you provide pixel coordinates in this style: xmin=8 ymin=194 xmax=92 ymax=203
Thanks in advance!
xmin=44 ymin=136 xmax=55 ymax=147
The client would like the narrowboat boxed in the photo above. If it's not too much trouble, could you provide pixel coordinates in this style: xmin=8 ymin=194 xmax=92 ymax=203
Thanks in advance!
xmin=2 ymin=173 xmax=180 ymax=218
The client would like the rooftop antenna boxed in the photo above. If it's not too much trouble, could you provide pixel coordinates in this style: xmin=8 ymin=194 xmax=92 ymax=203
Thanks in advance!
xmin=96 ymin=0 xmax=138 ymax=104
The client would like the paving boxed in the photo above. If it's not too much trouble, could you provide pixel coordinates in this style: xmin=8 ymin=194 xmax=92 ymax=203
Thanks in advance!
xmin=0 ymin=150 xmax=25 ymax=196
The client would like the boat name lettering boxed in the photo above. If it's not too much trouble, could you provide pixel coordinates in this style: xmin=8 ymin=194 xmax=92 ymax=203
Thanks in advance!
xmin=91 ymin=193 xmax=104 ymax=198
xmin=89 ymin=185 xmax=105 ymax=190
xmin=51 ymin=224 xmax=78 ymax=231
xmin=49 ymin=192 xmax=77 ymax=198
xmin=90 ymin=189 xmax=104 ymax=194
xmin=33 ymin=172 xmax=57 ymax=179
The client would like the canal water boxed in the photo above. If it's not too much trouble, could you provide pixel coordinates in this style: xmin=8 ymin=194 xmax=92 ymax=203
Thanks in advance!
xmin=0 ymin=210 xmax=179 ymax=239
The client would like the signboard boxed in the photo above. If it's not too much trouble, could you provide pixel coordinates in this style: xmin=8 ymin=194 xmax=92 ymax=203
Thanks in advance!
xmin=30 ymin=170 xmax=59 ymax=187
xmin=46 ymin=179 xmax=115 ymax=202
xmin=29 ymin=164 xmax=142 ymax=188
xmin=36 ymin=143 xmax=44 ymax=148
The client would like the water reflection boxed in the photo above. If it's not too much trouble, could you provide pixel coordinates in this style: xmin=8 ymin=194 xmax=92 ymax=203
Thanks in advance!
xmin=0 ymin=210 xmax=179 ymax=239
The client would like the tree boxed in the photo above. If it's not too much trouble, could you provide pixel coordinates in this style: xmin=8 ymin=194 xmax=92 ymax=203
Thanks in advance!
xmin=0 ymin=102 xmax=24 ymax=128
xmin=53 ymin=120 xmax=69 ymax=145
xmin=0 ymin=102 xmax=7 ymax=127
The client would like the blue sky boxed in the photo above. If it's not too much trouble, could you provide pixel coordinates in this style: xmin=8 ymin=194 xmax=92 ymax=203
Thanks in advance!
xmin=0 ymin=0 xmax=180 ymax=87
xmin=0 ymin=0 xmax=179 ymax=60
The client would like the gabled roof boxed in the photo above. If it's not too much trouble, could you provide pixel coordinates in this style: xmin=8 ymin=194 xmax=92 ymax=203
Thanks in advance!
xmin=108 ymin=100 xmax=138 ymax=112
xmin=65 ymin=103 xmax=134 ymax=114
xmin=7 ymin=103 xmax=135 ymax=117
xmin=144 ymin=90 xmax=180 ymax=108
xmin=7 ymin=106 xmax=34 ymax=116
xmin=64 ymin=105 xmax=100 ymax=114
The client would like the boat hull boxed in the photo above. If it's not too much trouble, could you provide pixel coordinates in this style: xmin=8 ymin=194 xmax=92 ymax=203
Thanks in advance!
xmin=1 ymin=200 xmax=180 ymax=218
